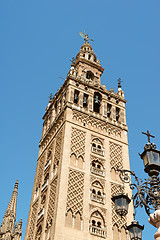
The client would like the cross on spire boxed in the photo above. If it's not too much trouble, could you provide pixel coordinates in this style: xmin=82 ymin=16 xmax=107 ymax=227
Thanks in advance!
xmin=117 ymin=78 xmax=122 ymax=88
xmin=48 ymin=93 xmax=53 ymax=101
xmin=142 ymin=130 xmax=155 ymax=143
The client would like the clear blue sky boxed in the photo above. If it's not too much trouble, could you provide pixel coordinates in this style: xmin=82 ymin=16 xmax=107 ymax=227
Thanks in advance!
xmin=0 ymin=0 xmax=160 ymax=239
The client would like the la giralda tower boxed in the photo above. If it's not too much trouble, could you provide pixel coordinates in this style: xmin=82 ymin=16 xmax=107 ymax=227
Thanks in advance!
xmin=25 ymin=35 xmax=133 ymax=240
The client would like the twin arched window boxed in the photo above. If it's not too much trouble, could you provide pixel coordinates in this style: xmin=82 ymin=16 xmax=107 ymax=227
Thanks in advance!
xmin=91 ymin=161 xmax=105 ymax=177
xmin=91 ymin=181 xmax=105 ymax=204
xmin=91 ymin=138 xmax=104 ymax=156
xmin=90 ymin=211 xmax=106 ymax=237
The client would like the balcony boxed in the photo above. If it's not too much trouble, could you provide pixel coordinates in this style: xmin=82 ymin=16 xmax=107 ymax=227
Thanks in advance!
xmin=91 ymin=166 xmax=105 ymax=177
xmin=90 ymin=226 xmax=106 ymax=238
xmin=41 ymin=180 xmax=48 ymax=192
xmin=37 ymin=208 xmax=44 ymax=220
xmin=92 ymin=147 xmax=104 ymax=156
xmin=91 ymin=193 xmax=105 ymax=204
xmin=44 ymin=159 xmax=51 ymax=171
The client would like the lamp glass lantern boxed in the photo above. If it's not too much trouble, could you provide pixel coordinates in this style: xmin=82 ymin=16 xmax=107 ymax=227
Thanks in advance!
xmin=112 ymin=194 xmax=131 ymax=217
xmin=140 ymin=146 xmax=160 ymax=176
xmin=127 ymin=221 xmax=144 ymax=240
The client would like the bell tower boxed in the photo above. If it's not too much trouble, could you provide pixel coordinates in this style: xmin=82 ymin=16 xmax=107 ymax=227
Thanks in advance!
xmin=25 ymin=35 xmax=133 ymax=240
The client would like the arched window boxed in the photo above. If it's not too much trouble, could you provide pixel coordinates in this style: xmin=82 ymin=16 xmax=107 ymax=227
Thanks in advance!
xmin=93 ymin=92 xmax=102 ymax=113
xmin=91 ymin=181 xmax=105 ymax=204
xmin=91 ymin=160 xmax=105 ymax=177
xmin=86 ymin=71 xmax=94 ymax=81
xmin=65 ymin=210 xmax=73 ymax=228
xmin=70 ymin=154 xmax=84 ymax=169
xmin=70 ymin=154 xmax=76 ymax=167
xmin=42 ymin=173 xmax=49 ymax=191
xmin=90 ymin=211 xmax=106 ymax=237
xmin=74 ymin=212 xmax=82 ymax=230
xmin=91 ymin=138 xmax=104 ymax=156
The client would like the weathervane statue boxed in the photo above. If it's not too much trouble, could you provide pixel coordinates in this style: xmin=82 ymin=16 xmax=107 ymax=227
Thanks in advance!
xmin=79 ymin=31 xmax=94 ymax=43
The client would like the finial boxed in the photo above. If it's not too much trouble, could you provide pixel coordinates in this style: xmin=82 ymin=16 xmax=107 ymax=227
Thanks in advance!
xmin=19 ymin=219 xmax=22 ymax=228
xmin=117 ymin=78 xmax=122 ymax=88
xmin=142 ymin=130 xmax=155 ymax=143
xmin=48 ymin=93 xmax=53 ymax=102
xmin=14 ymin=180 xmax=18 ymax=190
xmin=69 ymin=57 xmax=76 ymax=66
xmin=79 ymin=31 xmax=94 ymax=43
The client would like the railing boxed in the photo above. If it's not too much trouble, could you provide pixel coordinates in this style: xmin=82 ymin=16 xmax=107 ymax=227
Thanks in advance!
xmin=41 ymin=180 xmax=48 ymax=192
xmin=37 ymin=208 xmax=44 ymax=220
xmin=91 ymin=193 xmax=105 ymax=204
xmin=92 ymin=147 xmax=104 ymax=156
xmin=44 ymin=159 xmax=51 ymax=171
xmin=91 ymin=166 xmax=105 ymax=177
xmin=90 ymin=225 xmax=106 ymax=238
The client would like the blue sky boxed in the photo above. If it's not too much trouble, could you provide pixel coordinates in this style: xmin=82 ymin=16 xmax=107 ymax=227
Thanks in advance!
xmin=0 ymin=0 xmax=160 ymax=239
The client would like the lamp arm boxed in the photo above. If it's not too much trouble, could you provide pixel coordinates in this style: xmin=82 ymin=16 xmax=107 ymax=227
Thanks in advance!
xmin=117 ymin=168 xmax=154 ymax=216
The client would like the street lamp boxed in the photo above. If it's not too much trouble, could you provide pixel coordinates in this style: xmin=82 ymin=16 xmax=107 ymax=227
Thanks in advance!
xmin=127 ymin=220 xmax=144 ymax=240
xmin=112 ymin=193 xmax=131 ymax=217
xmin=112 ymin=130 xmax=160 ymax=240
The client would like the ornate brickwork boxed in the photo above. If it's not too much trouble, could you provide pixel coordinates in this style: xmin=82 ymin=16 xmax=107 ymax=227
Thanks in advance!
xmin=90 ymin=155 xmax=105 ymax=163
xmin=66 ymin=169 xmax=84 ymax=216
xmin=89 ymin=204 xmax=106 ymax=216
xmin=27 ymin=200 xmax=38 ymax=240
xmin=46 ymin=177 xmax=58 ymax=224
xmin=36 ymin=157 xmax=45 ymax=189
xmin=54 ymin=128 xmax=63 ymax=165
xmin=109 ymin=142 xmax=123 ymax=170
xmin=111 ymin=183 xmax=126 ymax=228
xmin=73 ymin=110 xmax=122 ymax=137
xmin=90 ymin=175 xmax=105 ymax=188
xmin=70 ymin=127 xmax=86 ymax=159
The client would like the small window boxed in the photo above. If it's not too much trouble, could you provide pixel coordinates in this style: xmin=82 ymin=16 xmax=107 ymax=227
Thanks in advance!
xmin=92 ymin=220 xmax=96 ymax=226
xmin=92 ymin=143 xmax=96 ymax=148
xmin=74 ymin=90 xmax=79 ymax=104
xmin=83 ymin=94 xmax=88 ymax=108
xmin=107 ymin=104 xmax=112 ymax=117
xmin=92 ymin=189 xmax=96 ymax=194
xmin=116 ymin=107 xmax=120 ymax=121
xmin=93 ymin=93 xmax=102 ymax=113
xmin=88 ymin=54 xmax=91 ymax=60
xmin=97 ymin=222 xmax=101 ymax=228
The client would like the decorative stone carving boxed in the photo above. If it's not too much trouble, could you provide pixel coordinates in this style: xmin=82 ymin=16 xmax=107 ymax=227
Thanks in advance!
xmin=90 ymin=176 xmax=105 ymax=188
xmin=36 ymin=157 xmax=45 ymax=189
xmin=72 ymin=110 xmax=122 ymax=137
xmin=70 ymin=127 xmax=86 ymax=159
xmin=54 ymin=128 xmax=63 ymax=166
xmin=109 ymin=142 xmax=123 ymax=170
xmin=28 ymin=200 xmax=39 ymax=240
xmin=46 ymin=177 xmax=58 ymax=224
xmin=66 ymin=169 xmax=84 ymax=216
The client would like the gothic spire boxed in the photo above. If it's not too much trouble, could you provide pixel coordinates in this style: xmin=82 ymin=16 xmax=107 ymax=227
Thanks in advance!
xmin=0 ymin=180 xmax=20 ymax=240
xmin=4 ymin=180 xmax=18 ymax=219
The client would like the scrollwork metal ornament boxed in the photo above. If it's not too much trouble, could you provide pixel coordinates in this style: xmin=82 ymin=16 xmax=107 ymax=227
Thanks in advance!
xmin=117 ymin=168 xmax=160 ymax=216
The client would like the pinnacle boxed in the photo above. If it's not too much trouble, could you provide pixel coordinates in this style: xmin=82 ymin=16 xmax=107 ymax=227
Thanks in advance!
xmin=14 ymin=180 xmax=18 ymax=191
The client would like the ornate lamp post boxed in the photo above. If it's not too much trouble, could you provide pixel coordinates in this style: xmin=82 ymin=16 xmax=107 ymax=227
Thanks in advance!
xmin=112 ymin=130 xmax=160 ymax=240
